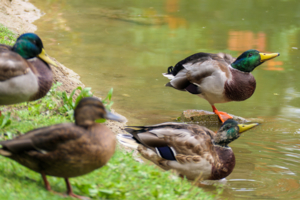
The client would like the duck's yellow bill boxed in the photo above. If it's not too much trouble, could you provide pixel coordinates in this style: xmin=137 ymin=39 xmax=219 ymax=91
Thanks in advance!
xmin=238 ymin=123 xmax=259 ymax=133
xmin=259 ymin=52 xmax=280 ymax=62
xmin=38 ymin=48 xmax=58 ymax=67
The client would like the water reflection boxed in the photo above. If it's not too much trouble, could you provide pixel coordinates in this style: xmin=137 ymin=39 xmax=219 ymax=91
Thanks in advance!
xmin=30 ymin=0 xmax=300 ymax=199
xmin=228 ymin=31 xmax=266 ymax=52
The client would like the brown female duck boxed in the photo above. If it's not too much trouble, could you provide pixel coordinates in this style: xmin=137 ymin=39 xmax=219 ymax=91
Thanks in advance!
xmin=118 ymin=119 xmax=257 ymax=180
xmin=0 ymin=97 xmax=125 ymax=199
xmin=163 ymin=49 xmax=279 ymax=123
xmin=0 ymin=33 xmax=57 ymax=105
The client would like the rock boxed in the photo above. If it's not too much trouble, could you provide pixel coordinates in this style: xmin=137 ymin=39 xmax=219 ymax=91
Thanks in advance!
xmin=179 ymin=109 xmax=263 ymax=125
xmin=179 ymin=110 xmax=220 ymax=125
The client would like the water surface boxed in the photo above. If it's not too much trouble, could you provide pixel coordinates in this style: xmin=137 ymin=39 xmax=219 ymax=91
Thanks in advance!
xmin=31 ymin=0 xmax=300 ymax=199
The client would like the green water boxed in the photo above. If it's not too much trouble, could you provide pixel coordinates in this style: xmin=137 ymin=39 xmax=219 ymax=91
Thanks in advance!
xmin=31 ymin=0 xmax=300 ymax=199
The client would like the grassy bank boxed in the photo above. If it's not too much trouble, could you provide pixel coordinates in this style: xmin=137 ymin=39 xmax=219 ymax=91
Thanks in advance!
xmin=0 ymin=24 xmax=216 ymax=200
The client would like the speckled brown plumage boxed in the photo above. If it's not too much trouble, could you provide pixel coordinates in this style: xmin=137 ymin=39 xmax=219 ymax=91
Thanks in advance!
xmin=1 ymin=123 xmax=115 ymax=178
xmin=0 ymin=97 xmax=125 ymax=199
xmin=122 ymin=122 xmax=237 ymax=180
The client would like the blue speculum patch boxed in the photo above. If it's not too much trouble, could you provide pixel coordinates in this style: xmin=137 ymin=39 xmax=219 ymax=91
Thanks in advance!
xmin=156 ymin=146 xmax=176 ymax=160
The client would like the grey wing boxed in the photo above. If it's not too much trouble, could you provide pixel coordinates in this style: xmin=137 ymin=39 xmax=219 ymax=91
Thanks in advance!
xmin=126 ymin=123 xmax=216 ymax=156
xmin=0 ymin=51 xmax=30 ymax=81
xmin=166 ymin=52 xmax=231 ymax=93
xmin=0 ymin=44 xmax=13 ymax=52
xmin=216 ymin=52 xmax=236 ymax=65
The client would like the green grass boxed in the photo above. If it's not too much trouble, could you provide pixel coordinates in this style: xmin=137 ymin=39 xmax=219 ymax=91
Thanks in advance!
xmin=0 ymin=150 xmax=216 ymax=200
xmin=0 ymin=25 xmax=216 ymax=199
xmin=0 ymin=84 xmax=216 ymax=200
xmin=0 ymin=23 xmax=16 ymax=45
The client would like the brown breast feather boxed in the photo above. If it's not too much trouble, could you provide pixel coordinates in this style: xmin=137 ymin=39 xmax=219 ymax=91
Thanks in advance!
xmin=28 ymin=58 xmax=53 ymax=101
xmin=224 ymin=68 xmax=256 ymax=101
xmin=209 ymin=146 xmax=235 ymax=180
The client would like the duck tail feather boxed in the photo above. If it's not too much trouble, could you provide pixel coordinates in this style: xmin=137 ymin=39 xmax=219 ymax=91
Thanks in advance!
xmin=162 ymin=73 xmax=174 ymax=80
xmin=0 ymin=143 xmax=12 ymax=156
xmin=0 ymin=148 xmax=12 ymax=156
xmin=167 ymin=66 xmax=174 ymax=74
xmin=117 ymin=134 xmax=139 ymax=149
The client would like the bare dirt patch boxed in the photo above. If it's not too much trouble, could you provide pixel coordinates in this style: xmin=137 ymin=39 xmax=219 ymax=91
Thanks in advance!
xmin=0 ymin=0 xmax=41 ymax=33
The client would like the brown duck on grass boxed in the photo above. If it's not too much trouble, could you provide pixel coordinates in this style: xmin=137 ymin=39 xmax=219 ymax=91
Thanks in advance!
xmin=0 ymin=33 xmax=57 ymax=107
xmin=163 ymin=49 xmax=280 ymax=123
xmin=117 ymin=119 xmax=258 ymax=181
xmin=0 ymin=97 xmax=125 ymax=199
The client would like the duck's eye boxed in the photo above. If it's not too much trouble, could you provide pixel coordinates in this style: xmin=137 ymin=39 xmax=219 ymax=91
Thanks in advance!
xmin=248 ymin=53 xmax=253 ymax=57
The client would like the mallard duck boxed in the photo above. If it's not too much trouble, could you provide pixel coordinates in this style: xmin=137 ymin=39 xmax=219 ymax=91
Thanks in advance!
xmin=0 ymin=33 xmax=58 ymax=106
xmin=0 ymin=97 xmax=125 ymax=199
xmin=117 ymin=119 xmax=258 ymax=180
xmin=163 ymin=49 xmax=279 ymax=123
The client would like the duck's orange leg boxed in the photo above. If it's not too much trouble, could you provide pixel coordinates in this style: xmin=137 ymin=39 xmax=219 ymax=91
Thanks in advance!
xmin=211 ymin=105 xmax=233 ymax=123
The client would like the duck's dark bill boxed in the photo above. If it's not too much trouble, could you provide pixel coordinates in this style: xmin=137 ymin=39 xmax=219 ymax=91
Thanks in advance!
xmin=259 ymin=52 xmax=280 ymax=62
xmin=106 ymin=111 xmax=126 ymax=122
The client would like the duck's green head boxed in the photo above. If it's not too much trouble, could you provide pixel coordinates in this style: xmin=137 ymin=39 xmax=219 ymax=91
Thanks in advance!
xmin=214 ymin=119 xmax=258 ymax=147
xmin=231 ymin=49 xmax=279 ymax=72
xmin=12 ymin=33 xmax=57 ymax=67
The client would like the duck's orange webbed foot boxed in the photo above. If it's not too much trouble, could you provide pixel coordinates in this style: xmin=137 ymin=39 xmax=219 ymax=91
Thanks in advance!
xmin=211 ymin=105 xmax=233 ymax=123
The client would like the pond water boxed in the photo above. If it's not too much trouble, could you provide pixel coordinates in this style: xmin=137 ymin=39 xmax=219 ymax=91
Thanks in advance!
xmin=31 ymin=0 xmax=300 ymax=199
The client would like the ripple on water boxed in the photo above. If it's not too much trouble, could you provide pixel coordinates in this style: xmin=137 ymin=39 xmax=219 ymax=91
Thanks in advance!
xmin=31 ymin=0 xmax=300 ymax=199
xmin=200 ymin=120 xmax=300 ymax=199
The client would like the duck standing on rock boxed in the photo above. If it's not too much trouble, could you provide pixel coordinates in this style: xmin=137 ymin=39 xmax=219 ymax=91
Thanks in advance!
xmin=0 ymin=33 xmax=57 ymax=107
xmin=0 ymin=97 xmax=125 ymax=199
xmin=118 ymin=119 xmax=258 ymax=181
xmin=163 ymin=50 xmax=280 ymax=123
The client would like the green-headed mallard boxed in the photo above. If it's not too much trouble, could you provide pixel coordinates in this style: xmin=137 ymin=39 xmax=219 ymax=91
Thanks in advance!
xmin=117 ymin=119 xmax=258 ymax=180
xmin=0 ymin=97 xmax=125 ymax=199
xmin=0 ymin=33 xmax=57 ymax=106
xmin=163 ymin=49 xmax=279 ymax=123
